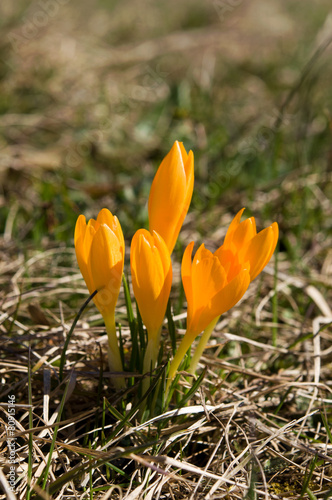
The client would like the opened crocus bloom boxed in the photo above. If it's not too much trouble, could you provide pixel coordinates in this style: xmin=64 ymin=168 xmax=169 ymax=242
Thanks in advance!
xmin=166 ymin=243 xmax=250 ymax=388
xmin=166 ymin=208 xmax=279 ymax=390
xmin=130 ymin=229 xmax=172 ymax=379
xmin=214 ymin=208 xmax=279 ymax=283
xmin=75 ymin=208 xmax=125 ymax=387
xmin=148 ymin=141 xmax=194 ymax=254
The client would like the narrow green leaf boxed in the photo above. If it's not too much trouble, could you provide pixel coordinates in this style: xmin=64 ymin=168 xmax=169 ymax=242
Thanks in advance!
xmin=122 ymin=273 xmax=134 ymax=323
xmin=320 ymin=411 xmax=332 ymax=445
xmin=274 ymin=385 xmax=293 ymax=415
xmin=299 ymin=454 xmax=318 ymax=499
xmin=124 ymin=275 xmax=139 ymax=373
xmin=306 ymin=488 xmax=318 ymax=500
xmin=136 ymin=302 xmax=146 ymax=355
xmin=166 ymin=299 xmax=176 ymax=355
xmin=59 ymin=290 xmax=97 ymax=381
xmin=177 ymin=368 xmax=206 ymax=408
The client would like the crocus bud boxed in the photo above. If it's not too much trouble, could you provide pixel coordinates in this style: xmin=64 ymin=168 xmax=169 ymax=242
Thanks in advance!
xmin=130 ymin=229 xmax=172 ymax=340
xmin=148 ymin=141 xmax=194 ymax=254
xmin=74 ymin=208 xmax=125 ymax=387
xmin=74 ymin=208 xmax=124 ymax=318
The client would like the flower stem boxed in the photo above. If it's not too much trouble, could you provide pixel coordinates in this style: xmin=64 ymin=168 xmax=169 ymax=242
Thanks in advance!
xmin=104 ymin=314 xmax=125 ymax=389
xmin=165 ymin=331 xmax=193 ymax=394
xmin=188 ymin=317 xmax=219 ymax=375
xmin=141 ymin=328 xmax=160 ymax=395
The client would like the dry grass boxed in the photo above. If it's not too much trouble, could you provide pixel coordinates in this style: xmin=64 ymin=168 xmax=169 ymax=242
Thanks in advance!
xmin=1 ymin=198 xmax=332 ymax=498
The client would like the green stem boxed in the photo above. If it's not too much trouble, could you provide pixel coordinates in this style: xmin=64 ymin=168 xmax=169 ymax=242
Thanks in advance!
xmin=142 ymin=328 xmax=160 ymax=396
xmin=104 ymin=314 xmax=125 ymax=389
xmin=165 ymin=331 xmax=193 ymax=394
xmin=188 ymin=317 xmax=219 ymax=375
xmin=272 ymin=243 xmax=279 ymax=347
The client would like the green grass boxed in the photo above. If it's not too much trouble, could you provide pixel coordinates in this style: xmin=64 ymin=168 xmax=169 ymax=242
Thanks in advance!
xmin=1 ymin=0 xmax=332 ymax=498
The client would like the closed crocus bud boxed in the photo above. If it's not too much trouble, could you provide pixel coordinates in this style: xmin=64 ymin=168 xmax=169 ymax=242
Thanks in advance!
xmin=74 ymin=208 xmax=124 ymax=317
xmin=148 ymin=141 xmax=194 ymax=254
xmin=166 ymin=242 xmax=250 ymax=390
xmin=130 ymin=229 xmax=172 ymax=378
xmin=74 ymin=208 xmax=125 ymax=387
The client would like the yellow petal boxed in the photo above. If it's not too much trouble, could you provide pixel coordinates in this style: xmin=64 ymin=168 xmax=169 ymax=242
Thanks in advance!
xmin=74 ymin=214 xmax=86 ymax=248
xmin=74 ymin=215 xmax=95 ymax=293
xmin=232 ymin=218 xmax=257 ymax=249
xmin=245 ymin=223 xmax=278 ymax=280
xmin=178 ymin=141 xmax=188 ymax=162
xmin=148 ymin=141 xmax=194 ymax=253
xmin=193 ymin=243 xmax=213 ymax=264
xmin=183 ymin=244 xmax=228 ymax=335
xmin=188 ymin=253 xmax=227 ymax=335
xmin=265 ymin=222 xmax=279 ymax=267
xmin=223 ymin=207 xmax=246 ymax=248
xmin=209 ymin=268 xmax=250 ymax=320
xmin=152 ymin=230 xmax=172 ymax=283
xmin=87 ymin=217 xmax=98 ymax=231
xmin=112 ymin=215 xmax=125 ymax=253
xmin=181 ymin=241 xmax=194 ymax=323
xmin=191 ymin=252 xmax=227 ymax=310
xmin=96 ymin=209 xmax=125 ymax=251
xmin=96 ymin=208 xmax=114 ymax=227
xmin=169 ymin=150 xmax=194 ymax=254
xmin=213 ymin=245 xmax=234 ymax=278
xmin=89 ymin=224 xmax=123 ymax=315
xmin=135 ymin=232 xmax=165 ymax=299
xmin=151 ymin=231 xmax=173 ymax=331
xmin=130 ymin=229 xmax=172 ymax=336
xmin=181 ymin=149 xmax=195 ymax=221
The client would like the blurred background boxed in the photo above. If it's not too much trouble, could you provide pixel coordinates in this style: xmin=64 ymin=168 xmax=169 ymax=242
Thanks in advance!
xmin=1 ymin=0 xmax=332 ymax=273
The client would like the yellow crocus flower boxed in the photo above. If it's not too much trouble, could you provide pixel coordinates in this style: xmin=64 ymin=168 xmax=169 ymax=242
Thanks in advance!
xmin=166 ymin=243 xmax=250 ymax=389
xmin=166 ymin=209 xmax=279 ymax=390
xmin=130 ymin=229 xmax=172 ymax=381
xmin=74 ymin=208 xmax=125 ymax=388
xmin=148 ymin=141 xmax=194 ymax=254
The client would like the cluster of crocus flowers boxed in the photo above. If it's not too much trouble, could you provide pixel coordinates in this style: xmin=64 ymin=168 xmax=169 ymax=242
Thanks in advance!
xmin=166 ymin=208 xmax=279 ymax=391
xmin=74 ymin=208 xmax=125 ymax=388
xmin=74 ymin=139 xmax=278 ymax=401
xmin=74 ymin=141 xmax=194 ymax=391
